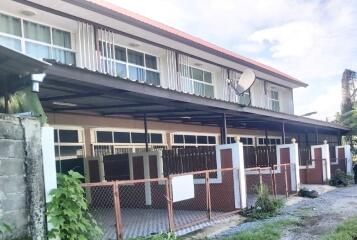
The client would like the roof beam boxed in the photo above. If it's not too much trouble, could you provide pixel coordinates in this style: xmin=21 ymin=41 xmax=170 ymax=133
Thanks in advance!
xmin=104 ymin=108 xmax=200 ymax=116
xmin=52 ymin=103 xmax=159 ymax=112
xmin=40 ymin=92 xmax=103 ymax=101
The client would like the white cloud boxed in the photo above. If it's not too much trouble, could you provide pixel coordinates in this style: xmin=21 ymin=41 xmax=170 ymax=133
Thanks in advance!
xmin=105 ymin=0 xmax=357 ymax=121
xmin=295 ymin=83 xmax=341 ymax=121
xmin=249 ymin=21 xmax=320 ymax=58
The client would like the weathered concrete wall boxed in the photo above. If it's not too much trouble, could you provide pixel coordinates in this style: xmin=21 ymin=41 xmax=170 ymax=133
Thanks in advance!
xmin=0 ymin=114 xmax=45 ymax=240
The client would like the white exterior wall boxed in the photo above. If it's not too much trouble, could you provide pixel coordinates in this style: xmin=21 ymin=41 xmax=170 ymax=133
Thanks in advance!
xmin=250 ymin=79 xmax=294 ymax=114
xmin=0 ymin=0 xmax=296 ymax=114
xmin=73 ymin=21 xmax=295 ymax=114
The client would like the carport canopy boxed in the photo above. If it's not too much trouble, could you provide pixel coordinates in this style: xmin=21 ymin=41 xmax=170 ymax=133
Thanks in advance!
xmin=40 ymin=61 xmax=349 ymax=143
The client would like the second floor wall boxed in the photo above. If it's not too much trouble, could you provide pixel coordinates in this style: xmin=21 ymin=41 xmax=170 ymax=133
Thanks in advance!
xmin=0 ymin=7 xmax=294 ymax=114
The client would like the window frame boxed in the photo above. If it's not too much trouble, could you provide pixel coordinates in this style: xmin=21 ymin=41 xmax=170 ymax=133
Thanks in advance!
xmin=226 ymin=135 xmax=255 ymax=146
xmin=98 ymin=40 xmax=161 ymax=84
xmin=268 ymin=86 xmax=280 ymax=112
xmin=171 ymin=132 xmax=218 ymax=148
xmin=179 ymin=64 xmax=215 ymax=98
xmin=0 ymin=10 xmax=76 ymax=64
xmin=256 ymin=136 xmax=282 ymax=146
xmin=53 ymin=125 xmax=85 ymax=161
xmin=91 ymin=128 xmax=167 ymax=155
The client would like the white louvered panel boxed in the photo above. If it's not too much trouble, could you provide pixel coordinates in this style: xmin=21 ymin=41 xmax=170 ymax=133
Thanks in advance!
xmin=77 ymin=22 xmax=96 ymax=71
xmin=165 ymin=50 xmax=178 ymax=90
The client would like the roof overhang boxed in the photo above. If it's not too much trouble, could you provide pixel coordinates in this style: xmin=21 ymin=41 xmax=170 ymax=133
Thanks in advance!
xmin=40 ymin=62 xmax=349 ymax=134
xmin=0 ymin=45 xmax=50 ymax=95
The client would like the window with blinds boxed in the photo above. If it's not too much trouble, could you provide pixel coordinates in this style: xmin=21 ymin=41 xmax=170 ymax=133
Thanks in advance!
xmin=0 ymin=12 xmax=75 ymax=65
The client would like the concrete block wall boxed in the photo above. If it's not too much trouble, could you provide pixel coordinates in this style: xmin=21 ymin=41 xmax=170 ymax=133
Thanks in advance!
xmin=0 ymin=115 xmax=29 ymax=238
xmin=0 ymin=114 xmax=46 ymax=240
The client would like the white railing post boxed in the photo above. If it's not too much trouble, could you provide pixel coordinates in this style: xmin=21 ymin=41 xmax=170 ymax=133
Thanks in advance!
xmin=344 ymin=145 xmax=352 ymax=175
xmin=41 ymin=126 xmax=57 ymax=200
xmin=322 ymin=140 xmax=331 ymax=181
xmin=290 ymin=138 xmax=300 ymax=191
xmin=41 ymin=126 xmax=57 ymax=236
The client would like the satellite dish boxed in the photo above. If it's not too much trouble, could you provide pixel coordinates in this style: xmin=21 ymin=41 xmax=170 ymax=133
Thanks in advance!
xmin=228 ymin=68 xmax=256 ymax=94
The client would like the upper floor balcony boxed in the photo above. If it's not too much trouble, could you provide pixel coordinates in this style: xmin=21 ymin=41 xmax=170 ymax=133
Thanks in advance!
xmin=0 ymin=10 xmax=294 ymax=114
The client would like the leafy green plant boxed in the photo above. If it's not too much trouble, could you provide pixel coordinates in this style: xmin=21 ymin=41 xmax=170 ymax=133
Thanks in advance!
xmin=242 ymin=184 xmax=284 ymax=220
xmin=46 ymin=171 xmax=102 ymax=240
xmin=0 ymin=221 xmax=11 ymax=235
xmin=130 ymin=232 xmax=177 ymax=240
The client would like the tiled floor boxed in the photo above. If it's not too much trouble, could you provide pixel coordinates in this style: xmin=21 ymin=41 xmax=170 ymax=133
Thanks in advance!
xmin=90 ymin=207 xmax=228 ymax=239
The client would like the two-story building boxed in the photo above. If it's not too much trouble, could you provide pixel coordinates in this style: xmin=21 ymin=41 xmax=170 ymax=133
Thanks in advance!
xmin=0 ymin=0 xmax=349 ymax=176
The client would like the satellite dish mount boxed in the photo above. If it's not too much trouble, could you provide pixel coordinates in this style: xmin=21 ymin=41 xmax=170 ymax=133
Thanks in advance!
xmin=228 ymin=68 xmax=256 ymax=96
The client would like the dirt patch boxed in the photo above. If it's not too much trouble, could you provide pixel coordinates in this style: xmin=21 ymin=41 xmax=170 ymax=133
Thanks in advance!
xmin=211 ymin=185 xmax=357 ymax=239
xmin=181 ymin=214 xmax=245 ymax=239
xmin=281 ymin=185 xmax=357 ymax=240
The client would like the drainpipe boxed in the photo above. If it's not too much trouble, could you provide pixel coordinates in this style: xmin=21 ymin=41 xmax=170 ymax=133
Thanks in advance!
xmin=315 ymin=127 xmax=319 ymax=145
xmin=220 ymin=113 xmax=227 ymax=144
xmin=3 ymin=79 xmax=9 ymax=113
xmin=144 ymin=113 xmax=149 ymax=152
xmin=281 ymin=121 xmax=286 ymax=144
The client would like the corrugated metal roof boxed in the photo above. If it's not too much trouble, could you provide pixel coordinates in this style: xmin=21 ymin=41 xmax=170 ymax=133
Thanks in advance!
xmin=0 ymin=45 xmax=50 ymax=77
xmin=44 ymin=61 xmax=349 ymax=131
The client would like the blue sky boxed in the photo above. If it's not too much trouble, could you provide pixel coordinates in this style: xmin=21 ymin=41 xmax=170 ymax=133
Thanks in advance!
xmin=107 ymin=0 xmax=357 ymax=120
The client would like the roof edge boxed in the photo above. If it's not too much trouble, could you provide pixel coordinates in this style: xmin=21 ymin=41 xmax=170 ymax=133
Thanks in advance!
xmin=65 ymin=0 xmax=308 ymax=88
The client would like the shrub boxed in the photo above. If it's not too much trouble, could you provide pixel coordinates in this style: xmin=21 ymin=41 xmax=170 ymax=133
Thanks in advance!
xmin=329 ymin=169 xmax=349 ymax=187
xmin=46 ymin=171 xmax=102 ymax=240
xmin=130 ymin=232 xmax=176 ymax=240
xmin=242 ymin=184 xmax=284 ymax=219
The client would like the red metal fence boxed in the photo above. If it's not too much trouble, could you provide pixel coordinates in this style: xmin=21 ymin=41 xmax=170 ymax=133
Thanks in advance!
xmin=82 ymin=167 xmax=242 ymax=240
xmin=245 ymin=163 xmax=294 ymax=207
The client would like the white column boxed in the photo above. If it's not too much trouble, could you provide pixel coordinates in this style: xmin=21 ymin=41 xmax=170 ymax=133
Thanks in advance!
xmin=41 ymin=126 xmax=57 ymax=201
xmin=289 ymin=139 xmax=300 ymax=191
xmin=41 ymin=126 xmax=57 ymax=237
xmin=236 ymin=142 xmax=247 ymax=209
xmin=322 ymin=140 xmax=331 ymax=181
xmin=344 ymin=145 xmax=352 ymax=175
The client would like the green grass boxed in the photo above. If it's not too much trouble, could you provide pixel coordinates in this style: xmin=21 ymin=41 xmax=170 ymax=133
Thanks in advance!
xmin=323 ymin=217 xmax=357 ymax=240
xmin=129 ymin=232 xmax=177 ymax=240
xmin=223 ymin=219 xmax=298 ymax=240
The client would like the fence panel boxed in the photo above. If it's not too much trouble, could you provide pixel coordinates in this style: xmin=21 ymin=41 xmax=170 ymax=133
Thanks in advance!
xmin=210 ymin=169 xmax=241 ymax=219
xmin=118 ymin=178 xmax=170 ymax=239
xmin=82 ymin=168 xmax=244 ymax=239
xmin=82 ymin=182 xmax=118 ymax=240
xmin=162 ymin=146 xmax=216 ymax=175
xmin=299 ymin=147 xmax=312 ymax=166
xmin=272 ymin=163 xmax=292 ymax=197
xmin=245 ymin=167 xmax=275 ymax=207
xmin=243 ymin=146 xmax=277 ymax=168
xmin=170 ymin=172 xmax=208 ymax=230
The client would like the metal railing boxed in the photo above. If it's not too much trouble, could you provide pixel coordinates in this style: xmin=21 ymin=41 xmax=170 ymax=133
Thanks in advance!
xmin=245 ymin=163 xmax=294 ymax=207
xmin=243 ymin=146 xmax=277 ymax=168
xmin=82 ymin=167 xmax=242 ymax=239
